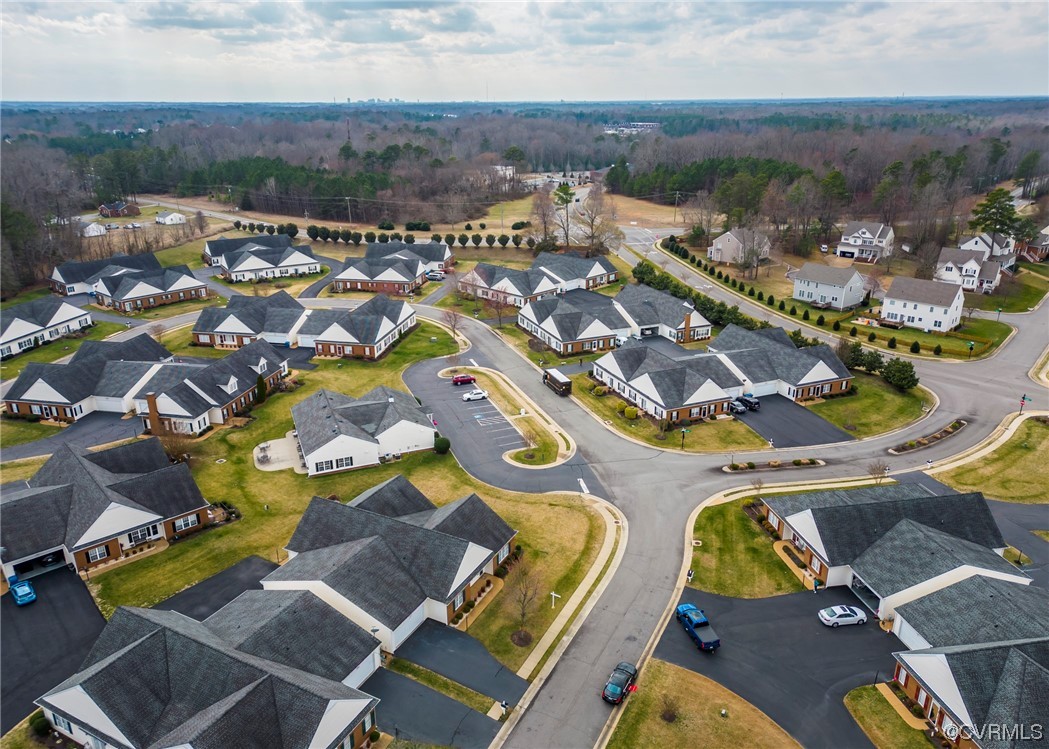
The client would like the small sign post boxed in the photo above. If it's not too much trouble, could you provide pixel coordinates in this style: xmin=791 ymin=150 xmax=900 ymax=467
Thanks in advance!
xmin=550 ymin=591 xmax=561 ymax=609
xmin=680 ymin=428 xmax=691 ymax=450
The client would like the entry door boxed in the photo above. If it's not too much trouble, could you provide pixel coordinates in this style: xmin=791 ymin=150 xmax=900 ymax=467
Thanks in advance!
xmin=335 ymin=345 xmax=344 ymax=356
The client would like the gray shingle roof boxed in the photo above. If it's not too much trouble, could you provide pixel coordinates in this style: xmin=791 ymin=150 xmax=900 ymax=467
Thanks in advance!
xmin=299 ymin=294 xmax=409 ymax=346
xmin=95 ymin=265 xmax=203 ymax=302
xmin=763 ymin=483 xmax=924 ymax=517
xmin=841 ymin=221 xmax=891 ymax=241
xmin=793 ymin=262 xmax=863 ymax=287
xmin=533 ymin=251 xmax=617 ymax=279
xmin=885 ymin=276 xmax=963 ymax=307
xmin=348 ymin=474 xmax=436 ymax=516
xmin=292 ymin=386 xmax=431 ymax=457
xmin=204 ymin=589 xmax=380 ymax=682
xmin=205 ymin=234 xmax=293 ymax=259
xmin=936 ymin=247 xmax=986 ymax=271
xmin=38 ymin=606 xmax=377 ymax=749
xmin=600 ymin=343 xmax=742 ymax=407
xmin=1 ymin=297 xmax=82 ymax=339
xmin=339 ymin=256 xmax=423 ymax=282
xmin=226 ymin=244 xmax=317 ymax=272
xmin=398 ymin=493 xmax=516 ymax=553
xmin=851 ymin=519 xmax=1026 ymax=597
xmin=52 ymin=253 xmax=161 ymax=284
xmin=363 ymin=241 xmax=451 ymax=264
xmin=526 ymin=289 xmax=629 ymax=341
xmin=894 ymin=577 xmax=1049 ymax=648
xmin=707 ymin=324 xmax=852 ymax=383
xmin=469 ymin=263 xmax=550 ymax=296
xmin=613 ymin=284 xmax=707 ymax=329
xmin=978 ymin=260 xmax=1002 ymax=281
xmin=196 ymin=290 xmax=308 ymax=338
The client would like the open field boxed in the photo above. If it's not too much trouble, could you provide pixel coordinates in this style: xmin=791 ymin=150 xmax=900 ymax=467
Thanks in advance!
xmin=808 ymin=373 xmax=929 ymax=438
xmin=843 ymin=686 xmax=932 ymax=749
xmin=609 ymin=659 xmax=800 ymax=749
xmin=570 ymin=373 xmax=767 ymax=452
xmin=0 ymin=287 xmax=51 ymax=309
xmin=0 ymin=417 xmax=63 ymax=449
xmin=0 ymin=322 xmax=125 ymax=380
xmin=939 ymin=417 xmax=1049 ymax=503
xmin=690 ymin=499 xmax=806 ymax=598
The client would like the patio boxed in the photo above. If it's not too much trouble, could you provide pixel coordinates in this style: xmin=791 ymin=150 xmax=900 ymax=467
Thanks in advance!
xmin=253 ymin=430 xmax=306 ymax=473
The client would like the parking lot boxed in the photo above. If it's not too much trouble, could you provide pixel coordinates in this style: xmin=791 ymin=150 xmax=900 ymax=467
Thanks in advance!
xmin=460 ymin=397 xmax=527 ymax=452
xmin=732 ymin=393 xmax=855 ymax=447
xmin=654 ymin=587 xmax=899 ymax=748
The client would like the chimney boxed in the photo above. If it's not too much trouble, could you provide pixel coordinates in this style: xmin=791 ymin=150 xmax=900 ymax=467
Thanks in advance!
xmin=145 ymin=392 xmax=163 ymax=435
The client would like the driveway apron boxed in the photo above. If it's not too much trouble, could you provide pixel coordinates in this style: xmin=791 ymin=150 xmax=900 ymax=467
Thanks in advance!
xmin=732 ymin=393 xmax=855 ymax=447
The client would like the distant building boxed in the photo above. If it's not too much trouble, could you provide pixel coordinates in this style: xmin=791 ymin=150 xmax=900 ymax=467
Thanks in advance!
xmin=155 ymin=211 xmax=186 ymax=225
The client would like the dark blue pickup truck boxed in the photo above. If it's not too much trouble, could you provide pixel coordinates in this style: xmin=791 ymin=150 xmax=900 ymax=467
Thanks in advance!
xmin=675 ymin=603 xmax=720 ymax=652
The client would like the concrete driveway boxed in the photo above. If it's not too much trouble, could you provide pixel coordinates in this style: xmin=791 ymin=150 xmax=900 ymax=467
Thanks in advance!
xmin=654 ymin=587 xmax=901 ymax=749
xmin=397 ymin=620 xmax=527 ymax=704
xmin=0 ymin=411 xmax=144 ymax=461
xmin=360 ymin=669 xmax=499 ymax=749
xmin=1 ymin=568 xmax=106 ymax=732
xmin=154 ymin=555 xmax=279 ymax=620
xmin=732 ymin=393 xmax=855 ymax=448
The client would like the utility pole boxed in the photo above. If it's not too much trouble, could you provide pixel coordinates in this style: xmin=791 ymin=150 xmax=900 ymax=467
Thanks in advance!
xmin=673 ymin=191 xmax=680 ymax=223
xmin=345 ymin=197 xmax=353 ymax=225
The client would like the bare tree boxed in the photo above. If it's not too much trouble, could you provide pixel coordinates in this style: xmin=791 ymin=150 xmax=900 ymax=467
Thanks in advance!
xmin=530 ymin=187 xmax=557 ymax=242
xmin=194 ymin=210 xmax=208 ymax=234
xmin=914 ymin=241 xmax=940 ymax=280
xmin=749 ymin=476 xmax=765 ymax=499
xmin=681 ymin=191 xmax=718 ymax=242
xmin=867 ymin=459 xmax=890 ymax=485
xmin=148 ymin=323 xmax=165 ymax=343
xmin=156 ymin=426 xmax=192 ymax=460
xmin=442 ymin=309 xmax=464 ymax=364
xmin=490 ymin=296 xmax=514 ymax=328
xmin=511 ymin=563 xmax=540 ymax=646
xmin=576 ymin=183 xmax=624 ymax=256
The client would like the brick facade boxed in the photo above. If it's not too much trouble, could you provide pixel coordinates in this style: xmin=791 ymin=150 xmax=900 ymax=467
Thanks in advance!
xmin=892 ymin=665 xmax=977 ymax=749
xmin=98 ymin=286 xmax=208 ymax=312
xmin=793 ymin=378 xmax=851 ymax=401
xmin=332 ymin=278 xmax=424 ymax=295
xmin=666 ymin=399 xmax=732 ymax=424
xmin=192 ymin=332 xmax=256 ymax=348
xmin=314 ymin=341 xmax=377 ymax=360
xmin=4 ymin=400 xmax=82 ymax=423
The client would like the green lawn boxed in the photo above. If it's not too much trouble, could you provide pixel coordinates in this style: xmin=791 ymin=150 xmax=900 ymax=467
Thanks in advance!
xmin=0 ymin=287 xmax=52 ymax=310
xmin=320 ymin=278 xmax=443 ymax=302
xmin=963 ymin=265 xmax=1049 ymax=313
xmin=386 ymin=659 xmax=492 ymax=714
xmin=843 ymin=316 xmax=1013 ymax=359
xmin=0 ymin=718 xmax=36 ymax=749
xmin=843 ymin=686 xmax=932 ymax=749
xmin=153 ymin=234 xmax=225 ymax=270
xmin=88 ymin=294 xmax=226 ymax=321
xmin=690 ymin=499 xmax=806 ymax=598
xmin=570 ymin=373 xmax=767 ymax=453
xmin=0 ymin=417 xmax=63 ymax=448
xmin=1034 ymin=530 xmax=1049 ymax=543
xmin=495 ymin=324 xmax=605 ymax=368
xmin=0 ymin=456 xmax=47 ymax=482
xmin=158 ymin=326 xmax=229 ymax=358
xmin=939 ymin=418 xmax=1049 ymax=503
xmin=808 ymin=373 xmax=928 ymax=438
xmin=0 ymin=322 xmax=125 ymax=380
xmin=217 ymin=267 xmax=330 ymax=298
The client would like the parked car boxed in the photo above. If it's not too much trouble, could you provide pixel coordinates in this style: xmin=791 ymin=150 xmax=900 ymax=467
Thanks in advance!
xmin=451 ymin=374 xmax=477 ymax=386
xmin=125 ymin=222 xmax=142 ymax=229
xmin=820 ymin=244 xmax=829 ymax=253
xmin=727 ymin=400 xmax=747 ymax=415
xmin=601 ymin=662 xmax=638 ymax=704
xmin=818 ymin=605 xmax=867 ymax=627
xmin=104 ymin=223 xmax=120 ymax=230
xmin=675 ymin=603 xmax=720 ymax=652
xmin=736 ymin=395 xmax=760 ymax=411
xmin=462 ymin=389 xmax=489 ymax=402
xmin=9 ymin=578 xmax=36 ymax=606
xmin=425 ymin=271 xmax=445 ymax=281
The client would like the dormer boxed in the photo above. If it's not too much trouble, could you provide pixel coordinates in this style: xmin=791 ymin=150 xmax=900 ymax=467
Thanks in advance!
xmin=221 ymin=375 xmax=239 ymax=395
xmin=250 ymin=357 xmax=268 ymax=374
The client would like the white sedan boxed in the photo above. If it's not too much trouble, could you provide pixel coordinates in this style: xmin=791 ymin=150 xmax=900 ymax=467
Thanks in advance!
xmin=818 ymin=605 xmax=867 ymax=627
xmin=462 ymin=389 xmax=489 ymax=402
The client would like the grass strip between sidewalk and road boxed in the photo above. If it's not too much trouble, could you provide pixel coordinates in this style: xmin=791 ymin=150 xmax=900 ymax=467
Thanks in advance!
xmin=0 ymin=417 xmax=63 ymax=449
xmin=843 ymin=685 xmax=933 ymax=749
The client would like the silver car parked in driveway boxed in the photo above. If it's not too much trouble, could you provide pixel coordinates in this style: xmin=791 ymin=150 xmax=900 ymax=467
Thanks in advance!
xmin=818 ymin=605 xmax=867 ymax=627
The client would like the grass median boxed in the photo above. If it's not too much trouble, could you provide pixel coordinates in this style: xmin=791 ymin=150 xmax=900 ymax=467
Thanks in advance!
xmin=807 ymin=373 xmax=929 ymax=438
xmin=939 ymin=417 xmax=1049 ymax=503
xmin=843 ymin=685 xmax=931 ymax=749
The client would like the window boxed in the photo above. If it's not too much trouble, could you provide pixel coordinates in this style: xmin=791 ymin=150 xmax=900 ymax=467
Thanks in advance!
xmin=315 ymin=460 xmax=334 ymax=473
xmin=934 ymin=321 xmax=942 ymax=329
xmin=128 ymin=524 xmax=158 ymax=544
xmin=453 ymin=590 xmax=464 ymax=610
xmin=174 ymin=515 xmax=199 ymax=532
xmin=8 ymin=403 xmax=17 ymax=413
xmin=51 ymin=714 xmax=72 ymax=733
xmin=822 ymin=383 xmax=831 ymax=394
xmin=811 ymin=557 xmax=822 ymax=573
xmin=335 ymin=456 xmax=353 ymax=469
xmin=87 ymin=546 xmax=108 ymax=563
xmin=364 ymin=711 xmax=374 ymax=732
xmin=497 ymin=544 xmax=510 ymax=562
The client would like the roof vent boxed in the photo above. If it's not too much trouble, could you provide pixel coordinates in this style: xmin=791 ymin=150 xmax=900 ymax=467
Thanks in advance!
xmin=388 ymin=397 xmax=395 ymax=403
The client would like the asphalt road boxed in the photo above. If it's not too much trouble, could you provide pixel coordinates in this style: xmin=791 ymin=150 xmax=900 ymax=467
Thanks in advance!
xmin=1 ymin=411 xmax=144 ymax=461
xmin=154 ymin=555 xmax=278 ymax=620
xmin=654 ymin=588 xmax=901 ymax=749
xmin=1 ymin=569 xmax=106 ymax=733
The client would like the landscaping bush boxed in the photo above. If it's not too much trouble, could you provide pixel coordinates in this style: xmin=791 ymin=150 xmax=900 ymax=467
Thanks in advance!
xmin=479 ymin=222 xmax=486 ymax=230
xmin=868 ymin=331 xmax=877 ymax=342
xmin=615 ymin=401 xmax=627 ymax=414
xmin=623 ymin=406 xmax=638 ymax=420
xmin=934 ymin=344 xmax=942 ymax=356
xmin=789 ymin=306 xmax=797 ymax=316
xmin=730 ymin=278 xmax=738 ymax=288
xmin=708 ymin=265 xmax=716 ymax=275
xmin=434 ymin=436 xmax=451 ymax=454
xmin=742 ymin=498 xmax=755 ymax=508
xmin=802 ymin=309 xmax=810 ymax=321
xmin=888 ymin=336 xmax=897 ymax=349
xmin=756 ymin=290 xmax=764 ymax=300
xmin=769 ymin=459 xmax=781 ymax=468
xmin=464 ymin=223 xmax=473 ymax=230
xmin=716 ymin=270 xmax=724 ymax=279
xmin=816 ymin=314 xmax=825 ymax=326
xmin=730 ymin=463 xmax=741 ymax=471
xmin=747 ymin=461 xmax=755 ymax=469
xmin=594 ymin=386 xmax=607 ymax=396
xmin=370 ymin=730 xmax=381 ymax=743
xmin=910 ymin=340 xmax=921 ymax=353
xmin=495 ymin=565 xmax=508 ymax=578
xmin=26 ymin=414 xmax=41 ymax=423
xmin=778 ymin=300 xmax=786 ymax=310
xmin=585 ymin=381 xmax=596 ymax=392
xmin=29 ymin=710 xmax=50 ymax=737
xmin=849 ymin=326 xmax=857 ymax=336
xmin=452 ymin=613 xmax=463 ymax=624
xmin=464 ymin=600 xmax=476 ymax=612
xmin=377 ymin=219 xmax=394 ymax=230
xmin=911 ymin=704 xmax=926 ymax=718
xmin=832 ymin=320 xmax=841 ymax=331
xmin=793 ymin=458 xmax=802 ymax=466
xmin=511 ymin=220 xmax=531 ymax=230
xmin=404 ymin=221 xmax=431 ymax=231
xmin=738 ymin=282 xmax=746 ymax=293
xmin=748 ymin=287 xmax=756 ymax=297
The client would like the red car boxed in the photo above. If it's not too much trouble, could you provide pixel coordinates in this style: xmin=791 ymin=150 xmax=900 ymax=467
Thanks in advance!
xmin=452 ymin=374 xmax=476 ymax=386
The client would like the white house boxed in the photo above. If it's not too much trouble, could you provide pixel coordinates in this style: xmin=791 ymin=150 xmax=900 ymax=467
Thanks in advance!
xmin=292 ymin=386 xmax=437 ymax=477
xmin=155 ymin=211 xmax=186 ymax=225
xmin=836 ymin=221 xmax=895 ymax=262
xmin=959 ymin=232 xmax=1016 ymax=269
xmin=933 ymin=248 xmax=1001 ymax=293
xmin=75 ymin=221 xmax=107 ymax=238
xmin=707 ymin=229 xmax=772 ymax=265
xmin=1 ymin=298 xmax=93 ymax=359
xmin=791 ymin=263 xmax=867 ymax=310
xmin=219 ymin=244 xmax=321 ymax=282
xmin=882 ymin=277 xmax=964 ymax=332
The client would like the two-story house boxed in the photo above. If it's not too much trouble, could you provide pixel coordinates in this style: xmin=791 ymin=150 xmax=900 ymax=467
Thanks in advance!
xmin=836 ymin=221 xmax=895 ymax=262
xmin=933 ymin=248 xmax=1001 ymax=293
xmin=958 ymin=232 xmax=1016 ymax=270
xmin=882 ymin=277 xmax=964 ymax=332
xmin=791 ymin=263 xmax=867 ymax=310
xmin=707 ymin=229 xmax=772 ymax=266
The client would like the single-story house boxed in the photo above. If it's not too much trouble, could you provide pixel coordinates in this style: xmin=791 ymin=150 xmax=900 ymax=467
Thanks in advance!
xmin=293 ymin=386 xmax=437 ymax=477
xmin=332 ymin=256 xmax=427 ymax=295
xmin=934 ymin=248 xmax=1002 ymax=293
xmin=364 ymin=240 xmax=455 ymax=272
xmin=882 ymin=277 xmax=964 ymax=332
xmin=1 ymin=297 xmax=93 ymax=359
xmin=613 ymin=283 xmax=712 ymax=344
xmin=791 ymin=263 xmax=867 ymax=310
xmin=459 ymin=252 xmax=619 ymax=307
xmin=203 ymin=234 xmax=293 ymax=266
xmin=93 ymin=264 xmax=209 ymax=312
xmin=193 ymin=290 xmax=307 ymax=348
xmin=37 ymin=606 xmax=379 ymax=749
xmin=707 ymin=228 xmax=772 ymax=266
xmin=75 ymin=220 xmax=107 ymax=238
xmin=0 ymin=439 xmax=210 ymax=579
xmin=265 ymin=475 xmax=516 ymax=652
xmin=219 ymin=244 xmax=321 ymax=282
xmin=155 ymin=210 xmax=187 ymax=225
xmin=98 ymin=201 xmax=141 ymax=218
xmin=301 ymin=294 xmax=417 ymax=360
xmin=49 ymin=253 xmax=162 ymax=296
xmin=959 ymin=232 xmax=1016 ymax=270
xmin=761 ymin=486 xmax=1025 ymax=620
xmin=836 ymin=221 xmax=894 ymax=262
xmin=892 ymin=638 xmax=1048 ymax=749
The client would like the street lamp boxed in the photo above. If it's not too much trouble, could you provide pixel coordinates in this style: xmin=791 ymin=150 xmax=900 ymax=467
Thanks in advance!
xmin=967 ymin=341 xmax=975 ymax=359
xmin=996 ymin=307 xmax=1003 ymax=322
xmin=680 ymin=427 xmax=691 ymax=449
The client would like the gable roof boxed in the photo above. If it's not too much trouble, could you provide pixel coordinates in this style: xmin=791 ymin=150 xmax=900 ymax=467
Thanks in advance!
xmin=95 ymin=265 xmax=204 ymax=301
xmin=885 ymin=276 xmax=963 ymax=307
xmin=894 ymin=576 xmax=1049 ymax=648
xmin=337 ymin=256 xmax=423 ymax=282
xmin=194 ymin=291 xmax=305 ymax=337
xmin=299 ymin=294 xmax=412 ymax=346
xmin=1 ymin=297 xmax=86 ymax=341
xmin=716 ymin=228 xmax=770 ymax=248
xmin=397 ymin=493 xmax=516 ymax=553
xmin=292 ymin=385 xmax=431 ymax=456
xmin=205 ymin=234 xmax=293 ymax=259
xmin=841 ymin=221 xmax=891 ymax=240
xmin=793 ymin=262 xmax=863 ymax=287
xmin=38 ymin=606 xmax=377 ymax=749
xmin=614 ymin=283 xmax=708 ymax=329
xmin=525 ymin=290 xmax=629 ymax=342
xmin=224 ymin=244 xmax=317 ymax=272
xmin=708 ymin=324 xmax=852 ymax=383
xmin=936 ymin=247 xmax=987 ymax=270
xmin=347 ymin=474 xmax=436 ymax=516
xmin=598 ymin=343 xmax=742 ymax=407
xmin=52 ymin=253 xmax=161 ymax=285
xmin=364 ymin=240 xmax=451 ymax=264
xmin=533 ymin=251 xmax=617 ymax=280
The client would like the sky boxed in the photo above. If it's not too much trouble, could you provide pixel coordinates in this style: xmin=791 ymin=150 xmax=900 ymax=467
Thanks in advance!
xmin=2 ymin=1 xmax=1046 ymax=102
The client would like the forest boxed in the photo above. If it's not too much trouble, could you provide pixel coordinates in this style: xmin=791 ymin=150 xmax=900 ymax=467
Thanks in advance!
xmin=1 ymin=97 xmax=1046 ymax=296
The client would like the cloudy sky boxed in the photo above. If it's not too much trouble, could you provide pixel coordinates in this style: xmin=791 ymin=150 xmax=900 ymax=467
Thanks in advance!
xmin=2 ymin=1 xmax=1046 ymax=102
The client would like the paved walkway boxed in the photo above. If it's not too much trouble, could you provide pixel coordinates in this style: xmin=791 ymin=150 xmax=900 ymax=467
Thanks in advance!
xmin=875 ymin=682 xmax=929 ymax=729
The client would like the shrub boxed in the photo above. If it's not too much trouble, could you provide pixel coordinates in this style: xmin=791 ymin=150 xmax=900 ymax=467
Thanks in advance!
xmin=377 ymin=219 xmax=394 ymax=230
xmin=738 ymin=283 xmax=746 ymax=293
xmin=434 ymin=436 xmax=451 ymax=454
xmin=767 ymin=294 xmax=774 ymax=305
xmin=26 ymin=414 xmax=41 ymax=423
xmin=690 ymin=255 xmax=697 ymax=264
xmin=778 ymin=300 xmax=786 ymax=310
xmin=910 ymin=340 xmax=921 ymax=353
xmin=769 ymin=459 xmax=781 ymax=468
xmin=742 ymin=498 xmax=755 ymax=508
xmin=452 ymin=613 xmax=463 ymax=624
xmin=479 ymin=222 xmax=486 ymax=230
xmin=802 ymin=309 xmax=810 ymax=321
xmin=748 ymin=287 xmax=756 ymax=297
xmin=933 ymin=344 xmax=942 ymax=356
xmin=832 ymin=320 xmax=841 ymax=331
xmin=464 ymin=600 xmax=476 ymax=612
xmin=495 ymin=565 xmax=508 ymax=578
xmin=730 ymin=278 xmax=738 ymax=288
xmin=716 ymin=270 xmax=724 ymax=279
xmin=615 ymin=400 xmax=627 ymax=414
xmin=756 ymin=290 xmax=764 ymax=300
xmin=793 ymin=458 xmax=802 ymax=466
xmin=464 ymin=223 xmax=473 ymax=230
xmin=370 ymin=730 xmax=381 ymax=743
xmin=623 ymin=406 xmax=638 ymax=420
xmin=746 ymin=461 xmax=755 ymax=469
xmin=364 ymin=231 xmax=376 ymax=242
xmin=816 ymin=314 xmax=826 ymax=326
xmin=911 ymin=704 xmax=926 ymax=718
xmin=594 ymin=386 xmax=607 ymax=396
xmin=868 ymin=332 xmax=877 ymax=342
xmin=585 ymin=381 xmax=596 ymax=392
xmin=730 ymin=463 xmax=741 ymax=471
xmin=849 ymin=326 xmax=857 ymax=336
xmin=708 ymin=265 xmax=716 ymax=276
xmin=29 ymin=710 xmax=50 ymax=737
xmin=888 ymin=336 xmax=897 ymax=349
xmin=789 ymin=306 xmax=797 ymax=316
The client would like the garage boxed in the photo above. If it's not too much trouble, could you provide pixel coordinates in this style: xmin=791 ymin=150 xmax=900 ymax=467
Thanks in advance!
xmin=5 ymin=548 xmax=70 ymax=581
